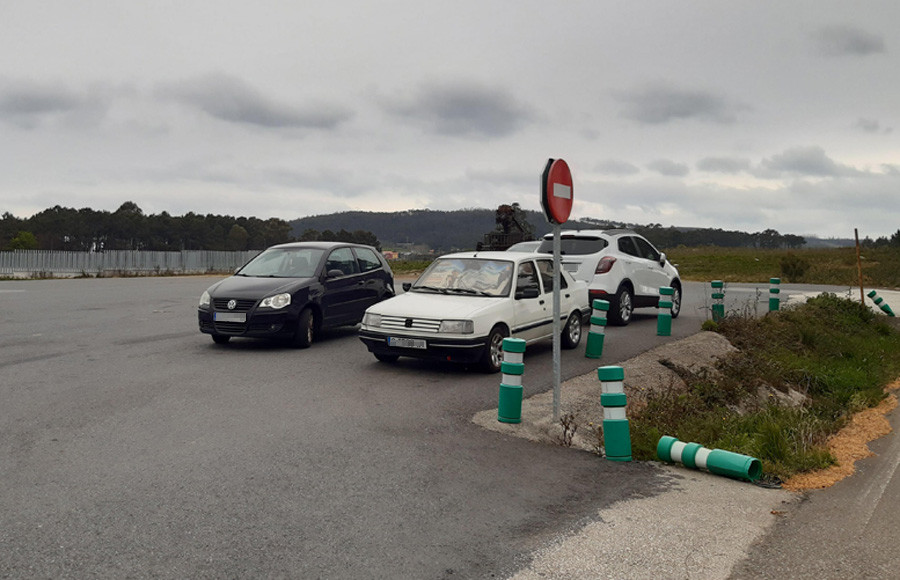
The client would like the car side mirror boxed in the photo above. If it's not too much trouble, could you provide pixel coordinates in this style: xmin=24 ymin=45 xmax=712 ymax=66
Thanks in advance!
xmin=515 ymin=287 xmax=541 ymax=300
xmin=658 ymin=252 xmax=667 ymax=267
xmin=402 ymin=282 xmax=412 ymax=292
xmin=327 ymin=269 xmax=344 ymax=278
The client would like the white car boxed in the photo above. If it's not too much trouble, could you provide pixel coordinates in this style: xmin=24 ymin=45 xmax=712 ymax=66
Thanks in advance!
xmin=358 ymin=252 xmax=590 ymax=372
xmin=537 ymin=229 xmax=681 ymax=325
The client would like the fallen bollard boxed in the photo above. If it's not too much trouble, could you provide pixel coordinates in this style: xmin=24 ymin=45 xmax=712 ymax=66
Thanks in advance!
xmin=867 ymin=290 xmax=896 ymax=317
xmin=657 ymin=435 xmax=762 ymax=482
xmin=498 ymin=338 xmax=526 ymax=423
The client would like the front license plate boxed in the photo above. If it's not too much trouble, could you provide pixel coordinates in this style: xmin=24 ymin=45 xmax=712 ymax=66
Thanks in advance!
xmin=214 ymin=311 xmax=246 ymax=323
xmin=389 ymin=337 xmax=426 ymax=349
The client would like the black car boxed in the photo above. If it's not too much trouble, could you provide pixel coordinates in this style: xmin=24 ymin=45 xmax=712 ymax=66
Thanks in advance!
xmin=198 ymin=242 xmax=394 ymax=347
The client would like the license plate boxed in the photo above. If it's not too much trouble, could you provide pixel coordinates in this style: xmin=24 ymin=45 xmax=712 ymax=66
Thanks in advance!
xmin=563 ymin=263 xmax=578 ymax=272
xmin=389 ymin=337 xmax=426 ymax=349
xmin=214 ymin=312 xmax=246 ymax=323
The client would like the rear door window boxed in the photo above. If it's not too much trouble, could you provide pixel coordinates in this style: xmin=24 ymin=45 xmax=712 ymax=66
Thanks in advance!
xmin=617 ymin=237 xmax=640 ymax=257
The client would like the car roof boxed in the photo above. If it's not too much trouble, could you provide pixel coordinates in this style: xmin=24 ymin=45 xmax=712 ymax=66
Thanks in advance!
xmin=542 ymin=228 xmax=636 ymax=239
xmin=439 ymin=251 xmax=554 ymax=264
xmin=267 ymin=241 xmax=371 ymax=250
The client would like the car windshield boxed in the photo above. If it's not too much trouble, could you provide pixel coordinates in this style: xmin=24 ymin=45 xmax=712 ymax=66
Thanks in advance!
xmin=413 ymin=258 xmax=513 ymax=297
xmin=237 ymin=248 xmax=324 ymax=278
xmin=537 ymin=235 xmax=607 ymax=255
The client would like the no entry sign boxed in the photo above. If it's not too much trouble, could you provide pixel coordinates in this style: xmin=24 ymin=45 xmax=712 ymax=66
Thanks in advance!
xmin=540 ymin=158 xmax=573 ymax=224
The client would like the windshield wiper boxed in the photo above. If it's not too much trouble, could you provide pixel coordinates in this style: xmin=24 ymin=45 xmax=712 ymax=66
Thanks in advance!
xmin=413 ymin=285 xmax=449 ymax=294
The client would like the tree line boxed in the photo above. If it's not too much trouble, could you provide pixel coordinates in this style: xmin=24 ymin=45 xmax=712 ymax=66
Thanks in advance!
xmin=0 ymin=202 xmax=386 ymax=252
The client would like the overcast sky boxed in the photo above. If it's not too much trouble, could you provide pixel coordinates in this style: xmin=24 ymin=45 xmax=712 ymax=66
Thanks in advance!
xmin=1 ymin=1 xmax=898 ymax=238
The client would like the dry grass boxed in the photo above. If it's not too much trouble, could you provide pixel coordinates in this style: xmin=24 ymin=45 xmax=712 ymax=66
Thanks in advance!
xmin=783 ymin=379 xmax=900 ymax=490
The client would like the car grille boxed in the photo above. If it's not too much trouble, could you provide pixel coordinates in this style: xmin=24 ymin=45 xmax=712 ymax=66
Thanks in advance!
xmin=212 ymin=298 xmax=257 ymax=312
xmin=380 ymin=316 xmax=441 ymax=333
xmin=214 ymin=321 xmax=246 ymax=334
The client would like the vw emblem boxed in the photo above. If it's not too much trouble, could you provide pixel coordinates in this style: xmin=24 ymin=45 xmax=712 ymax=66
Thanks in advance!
xmin=405 ymin=318 xmax=413 ymax=328
xmin=227 ymin=299 xmax=237 ymax=310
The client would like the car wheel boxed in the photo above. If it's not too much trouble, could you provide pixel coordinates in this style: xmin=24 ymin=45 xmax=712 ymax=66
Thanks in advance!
xmin=561 ymin=311 xmax=583 ymax=349
xmin=212 ymin=334 xmax=230 ymax=345
xmin=670 ymin=283 xmax=682 ymax=319
xmin=609 ymin=285 xmax=633 ymax=326
xmin=374 ymin=353 xmax=399 ymax=363
xmin=480 ymin=325 xmax=509 ymax=373
xmin=291 ymin=308 xmax=315 ymax=349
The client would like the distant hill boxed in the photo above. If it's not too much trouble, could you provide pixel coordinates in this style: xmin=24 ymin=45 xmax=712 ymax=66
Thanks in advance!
xmin=290 ymin=209 xmax=604 ymax=252
xmin=289 ymin=208 xmax=832 ymax=252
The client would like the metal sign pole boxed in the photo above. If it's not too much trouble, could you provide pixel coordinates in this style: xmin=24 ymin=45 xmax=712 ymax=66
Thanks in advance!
xmin=552 ymin=222 xmax=561 ymax=421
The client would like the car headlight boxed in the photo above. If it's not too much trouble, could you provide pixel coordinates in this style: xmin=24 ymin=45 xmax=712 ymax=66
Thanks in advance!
xmin=439 ymin=319 xmax=474 ymax=334
xmin=199 ymin=290 xmax=211 ymax=308
xmin=363 ymin=312 xmax=382 ymax=327
xmin=260 ymin=293 xmax=291 ymax=309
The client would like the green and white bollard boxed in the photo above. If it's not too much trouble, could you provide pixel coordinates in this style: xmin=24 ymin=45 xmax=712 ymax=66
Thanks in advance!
xmin=867 ymin=290 xmax=896 ymax=317
xmin=657 ymin=287 xmax=674 ymax=336
xmin=657 ymin=435 xmax=762 ymax=481
xmin=498 ymin=338 xmax=526 ymax=423
xmin=711 ymin=280 xmax=725 ymax=322
xmin=597 ymin=365 xmax=631 ymax=462
xmin=768 ymin=277 xmax=781 ymax=312
xmin=585 ymin=299 xmax=609 ymax=359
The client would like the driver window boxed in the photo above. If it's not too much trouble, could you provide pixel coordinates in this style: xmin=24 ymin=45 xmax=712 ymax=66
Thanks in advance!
xmin=633 ymin=237 xmax=660 ymax=261
xmin=516 ymin=261 xmax=540 ymax=292
xmin=536 ymin=259 xmax=567 ymax=292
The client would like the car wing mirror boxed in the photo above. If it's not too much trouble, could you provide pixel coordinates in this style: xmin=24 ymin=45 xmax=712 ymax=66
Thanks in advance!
xmin=515 ymin=287 xmax=541 ymax=300
xmin=327 ymin=269 xmax=344 ymax=278
xmin=402 ymin=282 xmax=412 ymax=292
xmin=658 ymin=252 xmax=667 ymax=267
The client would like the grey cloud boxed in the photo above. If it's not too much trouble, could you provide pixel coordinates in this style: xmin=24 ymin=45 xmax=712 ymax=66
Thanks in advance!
xmin=647 ymin=159 xmax=689 ymax=177
xmin=385 ymin=82 xmax=533 ymax=138
xmin=157 ymin=73 xmax=352 ymax=129
xmin=595 ymin=159 xmax=640 ymax=176
xmin=0 ymin=78 xmax=106 ymax=128
xmin=613 ymin=83 xmax=747 ymax=125
xmin=857 ymin=118 xmax=892 ymax=134
xmin=696 ymin=156 xmax=752 ymax=174
xmin=754 ymin=146 xmax=859 ymax=178
xmin=812 ymin=25 xmax=885 ymax=57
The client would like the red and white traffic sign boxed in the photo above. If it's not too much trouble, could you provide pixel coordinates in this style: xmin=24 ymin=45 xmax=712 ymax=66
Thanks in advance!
xmin=540 ymin=158 xmax=573 ymax=224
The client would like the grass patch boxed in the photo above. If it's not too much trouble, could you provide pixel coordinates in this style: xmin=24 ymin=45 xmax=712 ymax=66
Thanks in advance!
xmin=666 ymin=246 xmax=900 ymax=288
xmin=630 ymin=294 xmax=900 ymax=480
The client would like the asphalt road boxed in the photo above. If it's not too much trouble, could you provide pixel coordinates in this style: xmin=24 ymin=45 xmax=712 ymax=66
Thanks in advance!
xmin=0 ymin=276 xmax=881 ymax=578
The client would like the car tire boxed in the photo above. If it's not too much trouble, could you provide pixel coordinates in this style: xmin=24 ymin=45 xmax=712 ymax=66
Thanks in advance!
xmin=291 ymin=308 xmax=315 ymax=349
xmin=609 ymin=285 xmax=634 ymax=326
xmin=561 ymin=311 xmax=583 ymax=349
xmin=374 ymin=353 xmax=399 ymax=363
xmin=480 ymin=325 xmax=509 ymax=373
xmin=670 ymin=283 xmax=682 ymax=319
xmin=212 ymin=334 xmax=230 ymax=345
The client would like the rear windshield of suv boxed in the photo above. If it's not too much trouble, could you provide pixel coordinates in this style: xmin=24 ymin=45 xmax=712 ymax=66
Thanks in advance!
xmin=537 ymin=236 xmax=608 ymax=255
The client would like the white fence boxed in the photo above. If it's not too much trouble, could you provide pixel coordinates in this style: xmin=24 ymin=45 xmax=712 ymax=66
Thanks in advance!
xmin=0 ymin=250 xmax=259 ymax=277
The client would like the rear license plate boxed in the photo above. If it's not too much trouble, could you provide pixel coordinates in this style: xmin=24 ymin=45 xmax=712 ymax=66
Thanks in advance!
xmin=214 ymin=312 xmax=246 ymax=323
xmin=563 ymin=263 xmax=578 ymax=272
xmin=389 ymin=337 xmax=426 ymax=349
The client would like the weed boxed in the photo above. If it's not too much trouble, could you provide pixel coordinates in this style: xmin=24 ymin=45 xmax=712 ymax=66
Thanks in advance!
xmin=559 ymin=413 xmax=578 ymax=447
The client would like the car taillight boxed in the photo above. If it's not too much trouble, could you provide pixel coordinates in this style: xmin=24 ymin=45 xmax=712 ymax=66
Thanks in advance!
xmin=595 ymin=256 xmax=616 ymax=274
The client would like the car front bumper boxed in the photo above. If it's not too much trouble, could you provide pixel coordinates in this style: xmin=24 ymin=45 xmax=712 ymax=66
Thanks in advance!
xmin=198 ymin=308 xmax=297 ymax=339
xmin=358 ymin=329 xmax=488 ymax=364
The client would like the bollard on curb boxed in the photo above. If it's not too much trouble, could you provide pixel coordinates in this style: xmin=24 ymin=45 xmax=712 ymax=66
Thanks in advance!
xmin=769 ymin=278 xmax=781 ymax=312
xmin=867 ymin=290 xmax=896 ymax=317
xmin=711 ymin=280 xmax=725 ymax=322
xmin=657 ymin=287 xmax=674 ymax=336
xmin=498 ymin=338 xmax=526 ymax=423
xmin=657 ymin=435 xmax=762 ymax=481
xmin=597 ymin=365 xmax=631 ymax=462
xmin=585 ymin=299 xmax=609 ymax=359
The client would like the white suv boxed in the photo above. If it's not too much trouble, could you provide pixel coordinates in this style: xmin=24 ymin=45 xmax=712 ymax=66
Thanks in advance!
xmin=537 ymin=229 xmax=681 ymax=325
